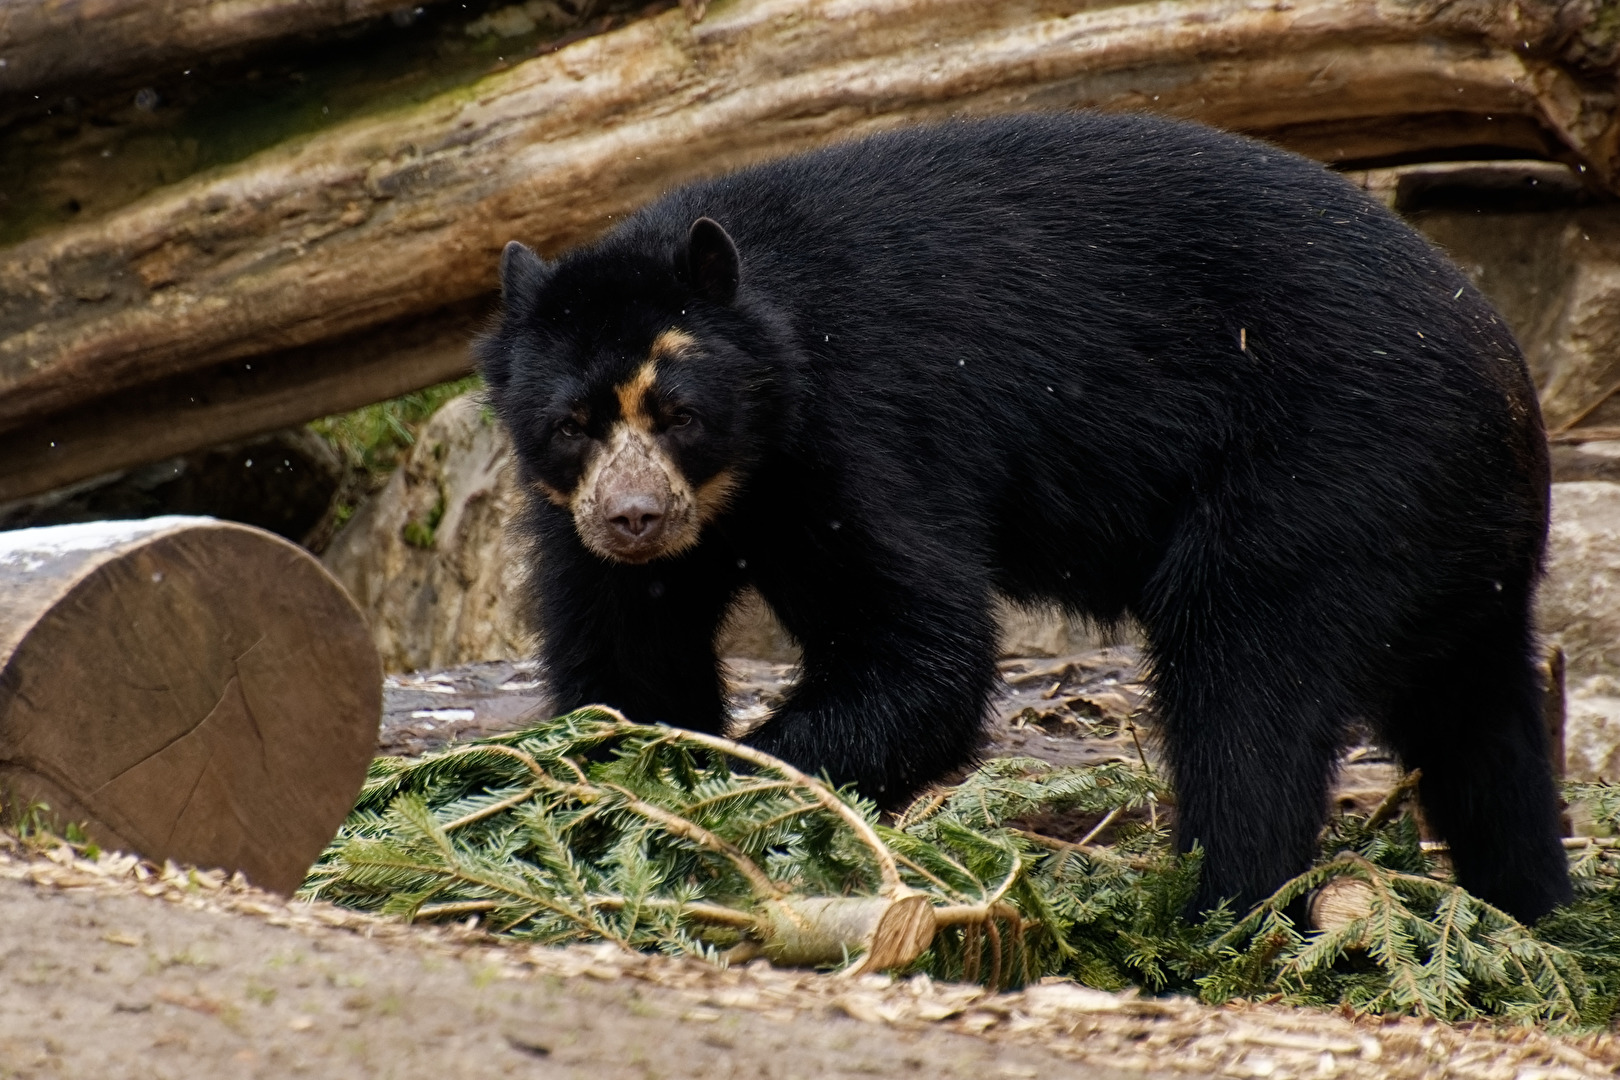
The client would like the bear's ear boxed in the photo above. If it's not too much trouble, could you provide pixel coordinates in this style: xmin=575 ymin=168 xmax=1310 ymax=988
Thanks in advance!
xmin=685 ymin=217 xmax=739 ymax=305
xmin=499 ymin=240 xmax=549 ymax=301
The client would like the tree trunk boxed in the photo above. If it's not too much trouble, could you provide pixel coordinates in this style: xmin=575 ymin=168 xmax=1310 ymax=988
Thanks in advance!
xmin=0 ymin=0 xmax=1614 ymax=500
xmin=0 ymin=518 xmax=381 ymax=894
xmin=0 ymin=0 xmax=455 ymax=99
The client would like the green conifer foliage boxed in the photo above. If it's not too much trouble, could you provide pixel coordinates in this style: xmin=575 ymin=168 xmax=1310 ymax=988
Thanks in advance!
xmin=302 ymin=708 xmax=1620 ymax=1028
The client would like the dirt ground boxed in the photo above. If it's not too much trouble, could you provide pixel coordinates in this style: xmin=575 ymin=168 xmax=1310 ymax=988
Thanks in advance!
xmin=4 ymin=842 xmax=1619 ymax=1080
xmin=0 ymin=854 xmax=1109 ymax=1080
xmin=5 ymin=648 xmax=1616 ymax=1079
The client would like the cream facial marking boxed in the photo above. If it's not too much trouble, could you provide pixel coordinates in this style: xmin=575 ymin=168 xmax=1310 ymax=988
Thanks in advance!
xmin=534 ymin=478 xmax=572 ymax=510
xmin=694 ymin=468 xmax=739 ymax=525
xmin=564 ymin=333 xmax=718 ymax=562
xmin=650 ymin=328 xmax=698 ymax=362
xmin=615 ymin=361 xmax=659 ymax=434
xmin=570 ymin=423 xmax=703 ymax=563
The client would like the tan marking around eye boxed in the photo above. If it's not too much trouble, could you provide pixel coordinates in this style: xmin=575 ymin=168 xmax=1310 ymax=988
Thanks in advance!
xmin=650 ymin=328 xmax=698 ymax=361
xmin=534 ymin=478 xmax=573 ymax=510
xmin=695 ymin=468 xmax=739 ymax=525
xmin=614 ymin=361 xmax=659 ymax=434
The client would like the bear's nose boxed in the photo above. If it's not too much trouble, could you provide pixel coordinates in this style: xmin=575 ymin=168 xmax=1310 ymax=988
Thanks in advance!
xmin=606 ymin=494 xmax=666 ymax=539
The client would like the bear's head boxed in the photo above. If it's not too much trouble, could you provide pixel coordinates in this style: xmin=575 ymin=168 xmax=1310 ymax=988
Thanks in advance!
xmin=476 ymin=217 xmax=785 ymax=564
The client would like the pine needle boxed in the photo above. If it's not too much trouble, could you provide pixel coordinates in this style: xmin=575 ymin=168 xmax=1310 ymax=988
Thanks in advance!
xmin=302 ymin=708 xmax=1620 ymax=1026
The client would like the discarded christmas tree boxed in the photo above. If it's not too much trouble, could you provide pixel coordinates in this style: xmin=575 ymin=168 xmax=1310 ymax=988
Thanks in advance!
xmin=303 ymin=707 xmax=1620 ymax=1028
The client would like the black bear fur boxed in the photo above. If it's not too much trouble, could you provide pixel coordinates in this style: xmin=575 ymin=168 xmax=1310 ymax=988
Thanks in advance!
xmin=477 ymin=112 xmax=1573 ymax=923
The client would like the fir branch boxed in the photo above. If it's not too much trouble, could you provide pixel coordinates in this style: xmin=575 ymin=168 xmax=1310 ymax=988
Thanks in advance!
xmin=302 ymin=708 xmax=1620 ymax=1023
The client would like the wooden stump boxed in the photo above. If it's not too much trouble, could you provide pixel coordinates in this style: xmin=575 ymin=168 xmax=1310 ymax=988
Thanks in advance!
xmin=0 ymin=517 xmax=381 ymax=894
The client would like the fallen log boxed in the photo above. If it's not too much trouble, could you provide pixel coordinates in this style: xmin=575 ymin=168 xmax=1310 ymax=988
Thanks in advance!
xmin=0 ymin=0 xmax=1614 ymax=502
xmin=0 ymin=517 xmax=381 ymax=894
xmin=0 ymin=300 xmax=486 ymax=504
xmin=0 ymin=0 xmax=456 ymax=100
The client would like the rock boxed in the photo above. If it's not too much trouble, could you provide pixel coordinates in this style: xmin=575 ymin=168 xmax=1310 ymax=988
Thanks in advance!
xmin=322 ymin=395 xmax=532 ymax=673
xmin=1551 ymin=438 xmax=1620 ymax=483
xmin=1565 ymin=678 xmax=1620 ymax=783
xmin=1393 ymin=164 xmax=1620 ymax=435
xmin=0 ymin=428 xmax=342 ymax=546
xmin=1541 ymin=481 xmax=1620 ymax=780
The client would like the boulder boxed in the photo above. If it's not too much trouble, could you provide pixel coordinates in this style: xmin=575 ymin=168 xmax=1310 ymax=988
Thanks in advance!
xmin=322 ymin=396 xmax=532 ymax=673
xmin=1541 ymin=481 xmax=1620 ymax=781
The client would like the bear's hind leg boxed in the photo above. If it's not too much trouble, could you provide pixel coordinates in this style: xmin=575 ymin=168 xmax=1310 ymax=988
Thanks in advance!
xmin=1148 ymin=630 xmax=1351 ymax=919
xmin=1381 ymin=609 xmax=1572 ymax=924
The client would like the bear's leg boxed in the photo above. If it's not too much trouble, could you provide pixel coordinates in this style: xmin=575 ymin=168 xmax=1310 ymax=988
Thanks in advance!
xmin=535 ymin=528 xmax=742 ymax=735
xmin=1380 ymin=608 xmax=1572 ymax=924
xmin=1140 ymin=517 xmax=1355 ymax=917
xmin=1147 ymin=628 xmax=1350 ymax=918
xmin=744 ymin=579 xmax=1000 ymax=808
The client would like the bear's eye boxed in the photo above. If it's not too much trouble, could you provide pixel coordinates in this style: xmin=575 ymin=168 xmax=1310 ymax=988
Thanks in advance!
xmin=556 ymin=418 xmax=583 ymax=438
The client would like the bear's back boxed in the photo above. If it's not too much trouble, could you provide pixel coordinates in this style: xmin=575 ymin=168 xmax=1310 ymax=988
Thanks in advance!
xmin=585 ymin=114 xmax=1542 ymax=587
xmin=617 ymin=115 xmax=1514 ymax=407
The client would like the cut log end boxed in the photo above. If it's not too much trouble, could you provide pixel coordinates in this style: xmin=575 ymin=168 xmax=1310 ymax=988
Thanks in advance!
xmin=1309 ymin=877 xmax=1376 ymax=939
xmin=0 ymin=518 xmax=381 ymax=894
xmin=758 ymin=894 xmax=937 ymax=973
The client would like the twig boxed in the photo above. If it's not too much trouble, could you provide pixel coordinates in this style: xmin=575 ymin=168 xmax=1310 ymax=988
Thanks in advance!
xmin=1075 ymin=806 xmax=1121 ymax=848
xmin=1366 ymin=769 xmax=1423 ymax=832
xmin=434 ymin=743 xmax=550 ymax=783
xmin=934 ymin=900 xmax=1023 ymax=928
xmin=1562 ymin=836 xmax=1620 ymax=850
xmin=679 ymin=780 xmax=799 ymax=818
xmin=415 ymin=895 xmax=762 ymax=931
xmin=1127 ymin=720 xmax=1153 ymax=775
xmin=416 ymin=899 xmax=500 ymax=918
xmin=894 ymin=789 xmax=949 ymax=830
xmin=962 ymin=922 xmax=981 ymax=983
xmin=624 ymin=723 xmax=909 ymax=899
xmin=346 ymin=850 xmax=618 ymax=942
xmin=889 ymin=850 xmax=974 ymax=903
xmin=1125 ymin=721 xmax=1158 ymax=829
xmin=430 ymin=743 xmax=602 ymax=803
xmin=984 ymin=855 xmax=1024 ymax=907
xmin=985 ymin=915 xmax=1004 ymax=990
xmin=588 ymin=895 xmax=758 ymax=929
xmin=443 ymin=788 xmax=539 ymax=832
xmin=601 ymin=783 xmax=784 ymax=901
xmin=1015 ymin=828 xmax=1157 ymax=870
xmin=729 ymin=801 xmax=823 ymax=846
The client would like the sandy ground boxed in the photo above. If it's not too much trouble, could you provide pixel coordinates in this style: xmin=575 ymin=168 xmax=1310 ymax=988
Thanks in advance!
xmin=4 ymin=842 xmax=1618 ymax=1080
xmin=4 ymin=648 xmax=1613 ymax=1078
xmin=0 ymin=841 xmax=1156 ymax=1080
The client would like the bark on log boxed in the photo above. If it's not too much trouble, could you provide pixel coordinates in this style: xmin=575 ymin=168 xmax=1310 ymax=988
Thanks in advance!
xmin=0 ymin=0 xmax=455 ymax=100
xmin=0 ymin=0 xmax=1615 ymax=501
xmin=757 ymin=894 xmax=937 ymax=973
xmin=0 ymin=301 xmax=486 ymax=504
xmin=0 ymin=517 xmax=381 ymax=894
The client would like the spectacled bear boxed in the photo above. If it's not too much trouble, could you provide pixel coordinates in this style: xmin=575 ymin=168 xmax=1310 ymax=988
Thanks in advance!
xmin=476 ymin=113 xmax=1572 ymax=924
